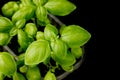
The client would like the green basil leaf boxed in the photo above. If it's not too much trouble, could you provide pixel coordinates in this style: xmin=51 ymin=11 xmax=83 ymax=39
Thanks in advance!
xmin=2 ymin=1 xmax=19 ymax=17
xmin=61 ymin=65 xmax=73 ymax=72
xmin=0 ymin=72 xmax=5 ymax=80
xmin=71 ymin=47 xmax=83 ymax=59
xmin=25 ymin=40 xmax=51 ymax=65
xmin=10 ymin=26 xmax=18 ymax=37
xmin=44 ymin=24 xmax=58 ymax=41
xmin=25 ymin=23 xmax=37 ymax=37
xmin=37 ymin=18 xmax=50 ymax=26
xmin=12 ymin=6 xmax=35 ymax=23
xmin=51 ymin=39 xmax=67 ymax=58
xmin=17 ymin=53 xmax=25 ymax=67
xmin=0 ymin=52 xmax=17 ymax=76
xmin=0 ymin=33 xmax=10 ymax=46
xmin=36 ymin=6 xmax=48 ymax=23
xmin=19 ymin=65 xmax=28 ymax=73
xmin=52 ymin=51 xmax=76 ymax=67
xmin=26 ymin=66 xmax=41 ymax=80
xmin=36 ymin=31 xmax=45 ymax=40
xmin=15 ymin=19 xmax=26 ymax=29
xmin=45 ymin=0 xmax=76 ymax=16
xmin=61 ymin=25 xmax=91 ymax=47
xmin=0 ymin=17 xmax=13 ymax=33
xmin=33 ymin=0 xmax=48 ymax=6
xmin=13 ymin=72 xmax=26 ymax=80
xmin=21 ymin=0 xmax=34 ymax=6
xmin=18 ymin=29 xmax=32 ymax=50
xmin=44 ymin=71 xmax=56 ymax=80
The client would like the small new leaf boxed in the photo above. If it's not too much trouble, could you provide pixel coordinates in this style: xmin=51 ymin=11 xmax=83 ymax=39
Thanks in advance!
xmin=44 ymin=71 xmax=56 ymax=80
xmin=26 ymin=66 xmax=41 ymax=80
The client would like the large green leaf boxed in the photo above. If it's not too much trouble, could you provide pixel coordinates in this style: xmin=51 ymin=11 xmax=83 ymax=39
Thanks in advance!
xmin=0 ymin=52 xmax=17 ymax=76
xmin=25 ymin=40 xmax=51 ymax=65
xmin=45 ymin=0 xmax=76 ymax=16
xmin=2 ymin=1 xmax=19 ymax=17
xmin=0 ymin=17 xmax=13 ymax=33
xmin=61 ymin=25 xmax=91 ymax=47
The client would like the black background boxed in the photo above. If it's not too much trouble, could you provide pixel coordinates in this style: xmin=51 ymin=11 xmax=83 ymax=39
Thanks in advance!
xmin=0 ymin=0 xmax=97 ymax=80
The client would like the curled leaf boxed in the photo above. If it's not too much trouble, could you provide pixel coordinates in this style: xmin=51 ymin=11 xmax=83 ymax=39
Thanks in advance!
xmin=25 ymin=40 xmax=51 ymax=65
xmin=61 ymin=25 xmax=91 ymax=47
xmin=0 ymin=52 xmax=17 ymax=76
xmin=44 ymin=24 xmax=58 ymax=41
xmin=0 ymin=17 xmax=13 ymax=33
xmin=2 ymin=1 xmax=19 ymax=17
xmin=45 ymin=0 xmax=76 ymax=16
xmin=24 ymin=23 xmax=37 ymax=37
xmin=26 ymin=66 xmax=41 ymax=80
xmin=44 ymin=71 xmax=56 ymax=80
xmin=0 ymin=33 xmax=10 ymax=46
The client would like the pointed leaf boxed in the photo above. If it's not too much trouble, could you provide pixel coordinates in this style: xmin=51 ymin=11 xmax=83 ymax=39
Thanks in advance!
xmin=0 ymin=52 xmax=17 ymax=76
xmin=61 ymin=25 xmax=91 ymax=47
xmin=44 ymin=71 xmax=56 ymax=80
xmin=0 ymin=17 xmax=13 ymax=33
xmin=25 ymin=40 xmax=51 ymax=65
xmin=45 ymin=0 xmax=76 ymax=16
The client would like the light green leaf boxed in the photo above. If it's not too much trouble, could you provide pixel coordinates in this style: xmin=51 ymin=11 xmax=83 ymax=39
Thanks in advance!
xmin=36 ymin=6 xmax=48 ymax=23
xmin=0 ymin=72 xmax=5 ymax=80
xmin=0 ymin=52 xmax=17 ymax=76
xmin=2 ymin=1 xmax=19 ymax=17
xmin=26 ymin=66 xmax=41 ymax=80
xmin=44 ymin=24 xmax=58 ymax=41
xmin=18 ymin=29 xmax=32 ymax=50
xmin=33 ymin=0 xmax=48 ymax=6
xmin=24 ymin=23 xmax=37 ymax=37
xmin=44 ymin=71 xmax=56 ymax=80
xmin=12 ymin=6 xmax=35 ymax=23
xmin=15 ymin=19 xmax=26 ymax=29
xmin=36 ymin=31 xmax=45 ymax=40
xmin=51 ymin=39 xmax=67 ymax=58
xmin=61 ymin=25 xmax=91 ymax=47
xmin=45 ymin=0 xmax=76 ymax=16
xmin=0 ymin=17 xmax=13 ymax=33
xmin=0 ymin=33 xmax=10 ymax=46
xmin=25 ymin=40 xmax=51 ymax=65
xmin=71 ymin=47 xmax=83 ymax=59
xmin=13 ymin=72 xmax=26 ymax=80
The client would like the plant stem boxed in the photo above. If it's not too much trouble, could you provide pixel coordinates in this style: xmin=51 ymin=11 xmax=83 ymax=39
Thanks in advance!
xmin=48 ymin=13 xmax=64 ymax=26
xmin=3 ymin=46 xmax=18 ymax=60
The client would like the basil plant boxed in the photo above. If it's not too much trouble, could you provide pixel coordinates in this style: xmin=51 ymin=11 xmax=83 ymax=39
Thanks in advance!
xmin=0 ymin=0 xmax=91 ymax=80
